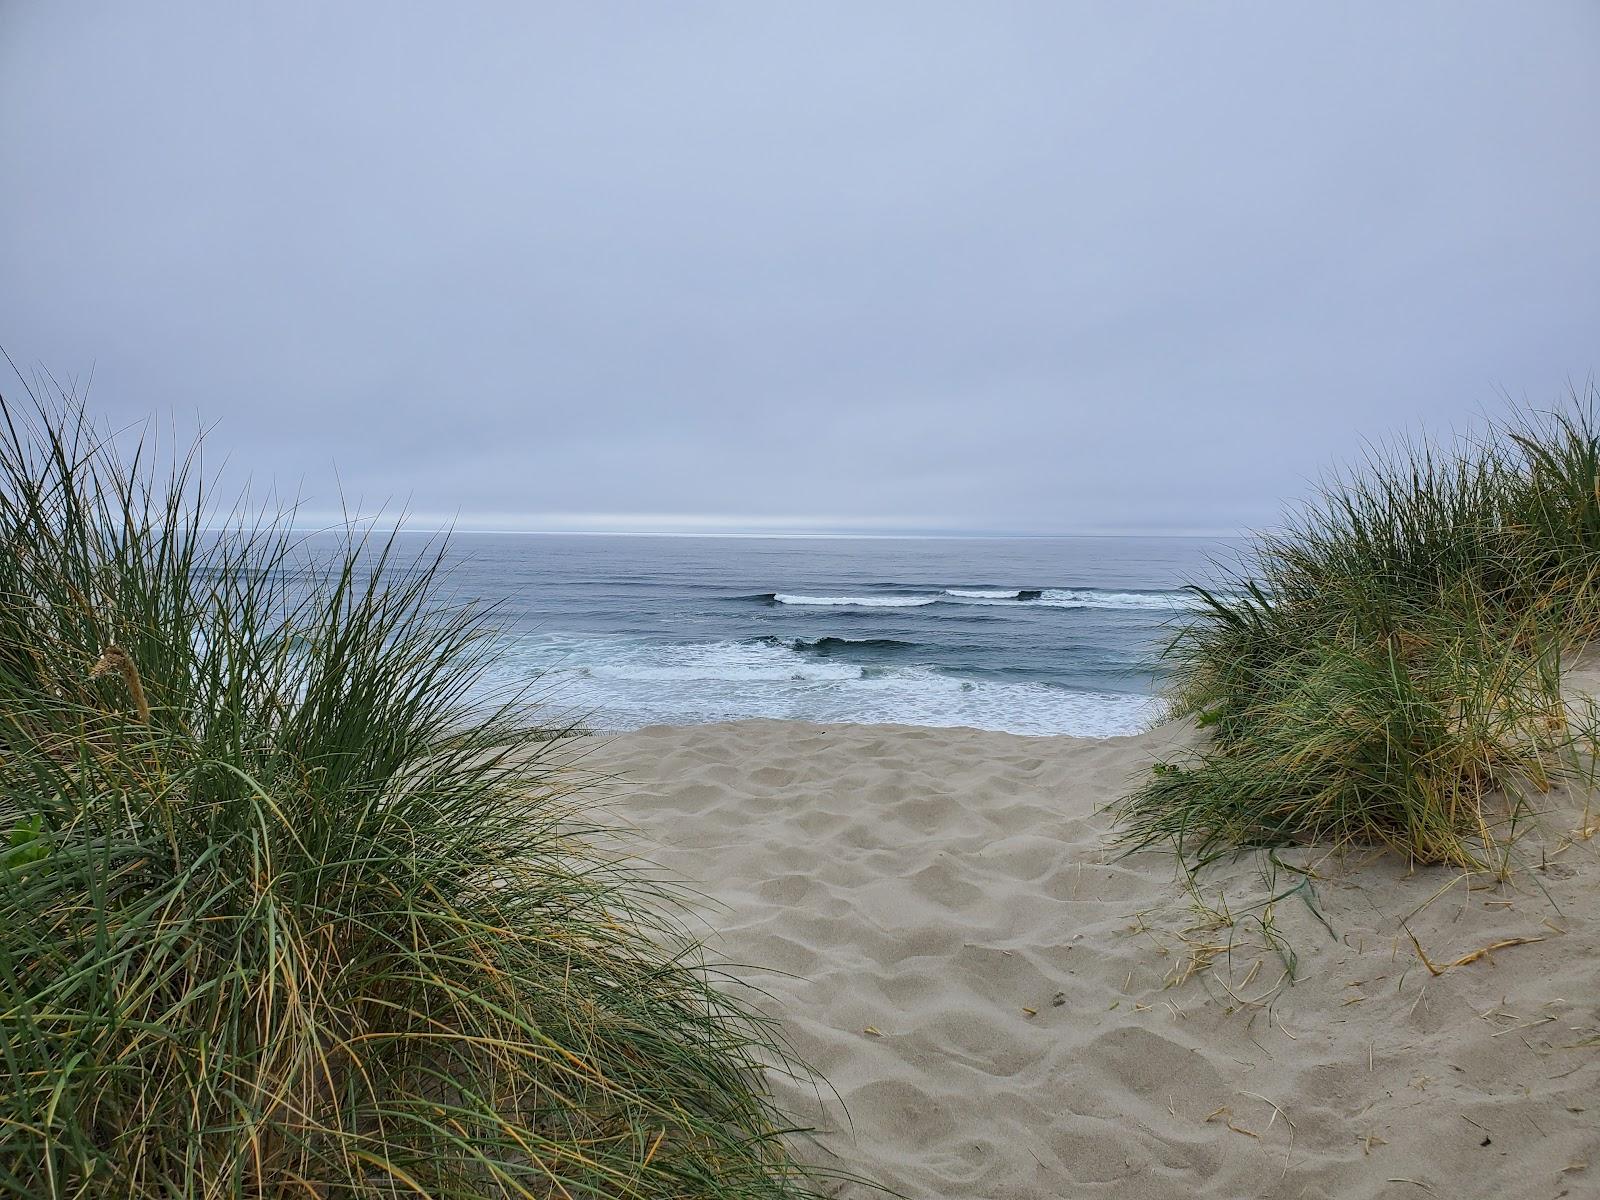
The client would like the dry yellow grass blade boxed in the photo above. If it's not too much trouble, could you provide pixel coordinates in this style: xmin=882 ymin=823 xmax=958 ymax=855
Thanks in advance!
xmin=88 ymin=643 xmax=152 ymax=724
xmin=1406 ymin=930 xmax=1545 ymax=977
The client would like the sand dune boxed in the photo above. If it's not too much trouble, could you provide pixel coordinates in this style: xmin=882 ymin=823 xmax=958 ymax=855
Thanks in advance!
xmin=586 ymin=717 xmax=1599 ymax=1199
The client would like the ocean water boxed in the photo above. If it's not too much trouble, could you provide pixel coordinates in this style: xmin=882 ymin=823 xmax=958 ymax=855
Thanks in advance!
xmin=411 ymin=533 xmax=1241 ymax=737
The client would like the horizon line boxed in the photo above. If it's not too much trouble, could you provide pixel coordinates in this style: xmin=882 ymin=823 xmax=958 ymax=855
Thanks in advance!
xmin=275 ymin=523 xmax=1248 ymax=541
xmin=266 ymin=507 xmax=1249 ymax=540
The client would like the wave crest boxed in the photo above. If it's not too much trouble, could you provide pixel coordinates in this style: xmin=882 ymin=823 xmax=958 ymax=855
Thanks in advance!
xmin=772 ymin=593 xmax=940 ymax=607
xmin=763 ymin=587 xmax=1201 ymax=611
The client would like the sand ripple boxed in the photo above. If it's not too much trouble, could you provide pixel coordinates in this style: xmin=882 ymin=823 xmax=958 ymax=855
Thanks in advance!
xmin=589 ymin=720 xmax=1600 ymax=1199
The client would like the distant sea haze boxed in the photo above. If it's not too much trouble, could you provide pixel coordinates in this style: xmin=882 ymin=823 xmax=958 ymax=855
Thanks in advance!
xmin=335 ymin=533 xmax=1241 ymax=737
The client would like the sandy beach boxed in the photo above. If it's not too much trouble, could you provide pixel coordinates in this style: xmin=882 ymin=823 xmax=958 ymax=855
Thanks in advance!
xmin=587 ymin=715 xmax=1600 ymax=1199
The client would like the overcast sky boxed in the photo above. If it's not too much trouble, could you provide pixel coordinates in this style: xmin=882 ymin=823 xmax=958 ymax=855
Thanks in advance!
xmin=2 ymin=3 xmax=1597 ymax=536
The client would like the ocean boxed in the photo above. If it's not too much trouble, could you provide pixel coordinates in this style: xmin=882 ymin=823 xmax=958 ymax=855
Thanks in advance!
xmin=405 ymin=532 xmax=1242 ymax=737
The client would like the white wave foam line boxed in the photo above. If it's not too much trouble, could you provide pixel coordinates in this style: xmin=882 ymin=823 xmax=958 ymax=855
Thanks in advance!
xmin=773 ymin=587 xmax=1206 ymax=612
xmin=773 ymin=593 xmax=940 ymax=607
xmin=1033 ymin=588 xmax=1206 ymax=611
xmin=489 ymin=634 xmax=864 ymax=683
xmin=939 ymin=588 xmax=1207 ymax=611
xmin=484 ymin=635 xmax=1162 ymax=737
xmin=582 ymin=638 xmax=865 ymax=683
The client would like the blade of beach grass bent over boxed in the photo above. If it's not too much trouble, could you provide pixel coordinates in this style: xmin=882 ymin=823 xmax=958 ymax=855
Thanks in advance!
xmin=0 ymin=376 xmax=850 ymax=1199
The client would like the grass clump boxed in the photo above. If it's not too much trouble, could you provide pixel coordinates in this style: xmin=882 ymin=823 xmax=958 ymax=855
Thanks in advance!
xmin=0 ymin=384 xmax=834 ymax=1198
xmin=1118 ymin=392 xmax=1600 ymax=871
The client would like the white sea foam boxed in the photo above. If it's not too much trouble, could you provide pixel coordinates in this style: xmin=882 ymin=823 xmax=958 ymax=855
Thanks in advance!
xmin=488 ymin=633 xmax=1161 ymax=737
xmin=771 ymin=587 xmax=1203 ymax=611
xmin=773 ymin=593 xmax=942 ymax=607
xmin=1033 ymin=587 xmax=1206 ymax=611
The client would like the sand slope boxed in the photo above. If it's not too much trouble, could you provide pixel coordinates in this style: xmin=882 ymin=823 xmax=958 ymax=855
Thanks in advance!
xmin=586 ymin=718 xmax=1599 ymax=1199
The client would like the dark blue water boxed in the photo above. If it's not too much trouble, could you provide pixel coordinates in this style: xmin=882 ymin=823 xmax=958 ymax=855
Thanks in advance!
xmin=418 ymin=533 xmax=1238 ymax=736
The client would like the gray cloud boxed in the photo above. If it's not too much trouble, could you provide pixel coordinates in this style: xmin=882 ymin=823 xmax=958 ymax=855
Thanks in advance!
xmin=3 ymin=1 xmax=1597 ymax=534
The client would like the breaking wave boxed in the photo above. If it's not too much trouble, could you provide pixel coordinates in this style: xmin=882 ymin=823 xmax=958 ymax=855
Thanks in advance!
xmin=757 ymin=587 xmax=1204 ymax=612
xmin=944 ymin=588 xmax=1034 ymax=599
xmin=770 ymin=593 xmax=941 ymax=607
xmin=486 ymin=633 xmax=1161 ymax=737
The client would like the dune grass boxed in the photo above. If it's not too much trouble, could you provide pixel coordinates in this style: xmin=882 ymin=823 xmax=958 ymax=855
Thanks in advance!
xmin=1118 ymin=393 xmax=1600 ymax=871
xmin=0 ymin=384 xmax=835 ymax=1198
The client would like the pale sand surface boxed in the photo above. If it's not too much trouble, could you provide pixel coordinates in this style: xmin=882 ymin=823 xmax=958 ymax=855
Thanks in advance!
xmin=584 ymin=710 xmax=1600 ymax=1199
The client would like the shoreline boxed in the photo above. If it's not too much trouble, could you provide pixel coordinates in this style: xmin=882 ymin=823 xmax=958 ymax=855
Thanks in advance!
xmin=586 ymin=717 xmax=1174 ymax=742
xmin=587 ymin=718 xmax=1599 ymax=1199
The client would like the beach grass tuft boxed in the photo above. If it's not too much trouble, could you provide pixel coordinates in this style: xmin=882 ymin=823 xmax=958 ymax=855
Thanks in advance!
xmin=1119 ymin=391 xmax=1600 ymax=870
xmin=0 ymin=381 xmax=834 ymax=1198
